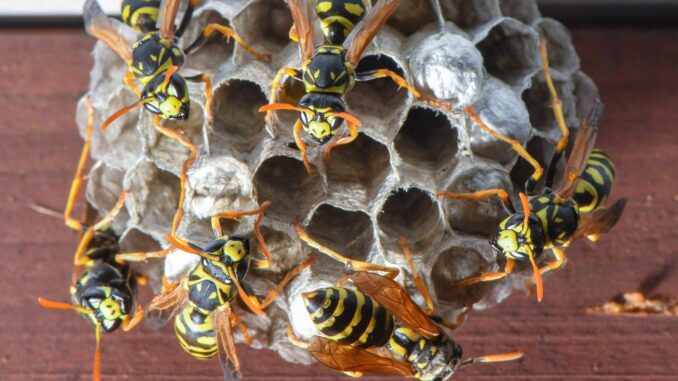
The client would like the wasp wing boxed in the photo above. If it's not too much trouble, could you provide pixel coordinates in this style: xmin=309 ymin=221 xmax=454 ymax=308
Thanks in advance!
xmin=145 ymin=279 xmax=188 ymax=329
xmin=308 ymin=336 xmax=414 ymax=377
xmin=553 ymin=101 xmax=603 ymax=199
xmin=83 ymin=0 xmax=133 ymax=62
xmin=159 ymin=0 xmax=181 ymax=41
xmin=348 ymin=272 xmax=442 ymax=339
xmin=344 ymin=0 xmax=401 ymax=68
xmin=215 ymin=305 xmax=242 ymax=381
xmin=288 ymin=0 xmax=318 ymax=62
xmin=572 ymin=198 xmax=626 ymax=240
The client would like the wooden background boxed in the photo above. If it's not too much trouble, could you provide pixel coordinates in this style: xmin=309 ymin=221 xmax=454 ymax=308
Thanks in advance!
xmin=1 ymin=25 xmax=676 ymax=380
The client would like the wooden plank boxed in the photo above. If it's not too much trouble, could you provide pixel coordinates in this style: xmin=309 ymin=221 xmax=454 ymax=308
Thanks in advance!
xmin=0 ymin=26 xmax=676 ymax=380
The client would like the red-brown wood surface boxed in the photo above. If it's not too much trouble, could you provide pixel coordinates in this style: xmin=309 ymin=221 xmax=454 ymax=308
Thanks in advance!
xmin=1 ymin=26 xmax=676 ymax=380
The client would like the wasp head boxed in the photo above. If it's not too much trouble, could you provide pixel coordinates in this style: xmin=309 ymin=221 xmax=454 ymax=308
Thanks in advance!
xmin=298 ymin=93 xmax=347 ymax=144
xmin=141 ymin=71 xmax=190 ymax=120
xmin=491 ymin=213 xmax=545 ymax=261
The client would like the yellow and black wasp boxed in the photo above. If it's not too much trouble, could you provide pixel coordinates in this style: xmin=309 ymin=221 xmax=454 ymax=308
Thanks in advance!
xmin=290 ymin=224 xmax=523 ymax=380
xmin=34 ymin=98 xmax=167 ymax=381
xmin=437 ymin=40 xmax=626 ymax=302
xmin=260 ymin=0 xmax=441 ymax=175
xmin=125 ymin=202 xmax=315 ymax=380
xmin=121 ymin=0 xmax=160 ymax=33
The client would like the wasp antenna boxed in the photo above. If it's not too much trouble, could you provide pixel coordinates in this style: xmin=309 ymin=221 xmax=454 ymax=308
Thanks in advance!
xmin=101 ymin=98 xmax=154 ymax=130
xmin=258 ymin=103 xmax=306 ymax=113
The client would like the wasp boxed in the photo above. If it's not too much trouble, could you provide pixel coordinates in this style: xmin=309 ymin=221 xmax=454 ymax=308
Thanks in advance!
xmin=437 ymin=40 xmax=626 ymax=302
xmin=34 ymin=97 xmax=167 ymax=381
xmin=121 ymin=0 xmax=160 ymax=33
xmin=125 ymin=202 xmax=315 ymax=380
xmin=260 ymin=0 xmax=441 ymax=175
xmin=290 ymin=224 xmax=523 ymax=379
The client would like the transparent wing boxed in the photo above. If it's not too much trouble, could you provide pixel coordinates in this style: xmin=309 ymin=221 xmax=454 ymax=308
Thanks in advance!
xmin=308 ymin=336 xmax=414 ymax=376
xmin=349 ymin=272 xmax=441 ymax=339
xmin=159 ymin=0 xmax=180 ymax=41
xmin=145 ymin=280 xmax=188 ymax=329
xmin=288 ymin=0 xmax=317 ymax=62
xmin=553 ymin=101 xmax=603 ymax=199
xmin=83 ymin=0 xmax=133 ymax=62
xmin=573 ymin=198 xmax=627 ymax=240
xmin=215 ymin=306 xmax=241 ymax=381
xmin=345 ymin=0 xmax=401 ymax=68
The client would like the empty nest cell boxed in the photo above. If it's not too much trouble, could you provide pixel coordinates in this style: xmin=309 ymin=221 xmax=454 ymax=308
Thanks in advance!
xmin=388 ymin=0 xmax=436 ymax=35
xmin=430 ymin=245 xmax=494 ymax=308
xmin=325 ymin=133 xmax=391 ymax=205
xmin=306 ymin=204 xmax=375 ymax=263
xmin=509 ymin=135 xmax=555 ymax=193
xmin=253 ymin=156 xmax=324 ymax=222
xmin=211 ymin=79 xmax=268 ymax=153
xmin=231 ymin=0 xmax=293 ymax=58
xmin=394 ymin=107 xmax=458 ymax=173
xmin=377 ymin=188 xmax=444 ymax=252
xmin=536 ymin=18 xmax=580 ymax=75
xmin=476 ymin=18 xmax=540 ymax=89
xmin=345 ymin=54 xmax=411 ymax=137
xmin=522 ymin=71 xmax=577 ymax=137
xmin=180 ymin=10 xmax=237 ymax=73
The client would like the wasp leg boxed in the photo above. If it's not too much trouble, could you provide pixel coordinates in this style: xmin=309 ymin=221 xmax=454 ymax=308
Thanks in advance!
xmin=122 ymin=306 xmax=144 ymax=331
xmin=212 ymin=201 xmax=273 ymax=266
xmin=187 ymin=24 xmax=271 ymax=61
xmin=448 ymin=259 xmax=516 ymax=288
xmin=230 ymin=309 xmax=253 ymax=346
xmin=323 ymin=121 xmax=359 ymax=161
xmin=287 ymin=325 xmax=309 ymax=349
xmin=115 ymin=248 xmax=172 ymax=262
xmin=267 ymin=66 xmax=303 ymax=124
xmin=464 ymin=106 xmax=544 ymax=192
xmin=74 ymin=191 xmax=129 ymax=265
xmin=123 ymin=71 xmax=141 ymax=97
xmin=398 ymin=236 xmax=435 ymax=313
xmin=152 ymin=116 xmax=197 ymax=237
xmin=539 ymin=246 xmax=567 ymax=277
xmin=185 ymin=74 xmax=214 ymax=125
xmin=436 ymin=188 xmax=515 ymax=214
xmin=356 ymin=69 xmax=421 ymax=97
xmin=293 ymin=119 xmax=315 ymax=175
xmin=294 ymin=222 xmax=399 ymax=279
xmin=174 ymin=0 xmax=199 ymax=39
xmin=63 ymin=97 xmax=95 ymax=232
xmin=540 ymin=38 xmax=570 ymax=190
xmin=259 ymin=255 xmax=317 ymax=309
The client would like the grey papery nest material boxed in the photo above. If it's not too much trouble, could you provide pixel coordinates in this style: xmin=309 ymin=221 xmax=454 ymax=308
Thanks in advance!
xmin=80 ymin=0 xmax=597 ymax=365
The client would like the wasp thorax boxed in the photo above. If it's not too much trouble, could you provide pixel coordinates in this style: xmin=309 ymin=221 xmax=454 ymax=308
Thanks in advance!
xmin=299 ymin=93 xmax=346 ymax=144
xmin=131 ymin=32 xmax=185 ymax=81
xmin=491 ymin=213 xmax=545 ymax=261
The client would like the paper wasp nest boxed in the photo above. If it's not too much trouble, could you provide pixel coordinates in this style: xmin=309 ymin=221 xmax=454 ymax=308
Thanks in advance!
xmin=81 ymin=0 xmax=598 ymax=365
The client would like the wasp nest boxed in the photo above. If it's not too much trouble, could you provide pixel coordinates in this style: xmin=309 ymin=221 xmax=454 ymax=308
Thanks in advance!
xmin=82 ymin=0 xmax=598 ymax=366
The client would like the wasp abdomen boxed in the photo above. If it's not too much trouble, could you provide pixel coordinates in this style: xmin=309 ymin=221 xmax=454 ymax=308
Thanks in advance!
xmin=174 ymin=306 xmax=217 ymax=359
xmin=315 ymin=0 xmax=369 ymax=45
xmin=574 ymin=149 xmax=616 ymax=213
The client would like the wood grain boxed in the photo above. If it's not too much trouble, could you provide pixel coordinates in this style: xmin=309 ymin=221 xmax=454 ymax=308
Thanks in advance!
xmin=0 ymin=27 xmax=676 ymax=380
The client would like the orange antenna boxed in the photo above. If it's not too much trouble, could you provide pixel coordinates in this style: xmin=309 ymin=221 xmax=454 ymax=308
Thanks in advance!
xmin=459 ymin=350 xmax=524 ymax=369
xmin=258 ymin=102 xmax=307 ymax=113
xmin=332 ymin=111 xmax=362 ymax=127
xmin=38 ymin=297 xmax=91 ymax=315
xmin=101 ymin=97 xmax=155 ymax=130
xmin=518 ymin=193 xmax=543 ymax=302
xmin=519 ymin=193 xmax=531 ymax=228
xmin=162 ymin=65 xmax=179 ymax=89
xmin=93 ymin=324 xmax=102 ymax=381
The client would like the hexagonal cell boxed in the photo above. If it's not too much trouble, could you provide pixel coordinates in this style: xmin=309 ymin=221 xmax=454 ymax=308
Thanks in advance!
xmin=509 ymin=135 xmax=555 ymax=192
xmin=388 ymin=0 xmax=436 ymax=35
xmin=442 ymin=159 xmax=513 ymax=236
xmin=179 ymin=9 xmax=240 ymax=73
xmin=256 ymin=226 xmax=303 ymax=274
xmin=377 ymin=188 xmax=444 ymax=252
xmin=440 ymin=0 xmax=501 ymax=32
xmin=498 ymin=0 xmax=541 ymax=24
xmin=430 ymin=244 xmax=494 ymax=308
xmin=124 ymin=160 xmax=181 ymax=237
xmin=345 ymin=54 xmax=411 ymax=138
xmin=306 ymin=204 xmax=375 ymax=263
xmin=211 ymin=79 xmax=268 ymax=154
xmin=476 ymin=18 xmax=540 ymax=90
xmin=522 ymin=71 xmax=577 ymax=138
xmin=394 ymin=107 xmax=459 ymax=174
xmin=467 ymin=77 xmax=532 ymax=164
xmin=536 ymin=18 xmax=580 ymax=75
xmin=230 ymin=0 xmax=292 ymax=59
xmin=253 ymin=156 xmax=325 ymax=222
xmin=325 ymin=133 xmax=391 ymax=207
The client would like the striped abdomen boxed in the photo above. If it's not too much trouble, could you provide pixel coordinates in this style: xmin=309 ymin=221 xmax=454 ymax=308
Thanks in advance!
xmin=574 ymin=149 xmax=616 ymax=213
xmin=121 ymin=0 xmax=160 ymax=33
xmin=303 ymin=287 xmax=393 ymax=348
xmin=174 ymin=306 xmax=217 ymax=359
xmin=316 ymin=0 xmax=369 ymax=45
